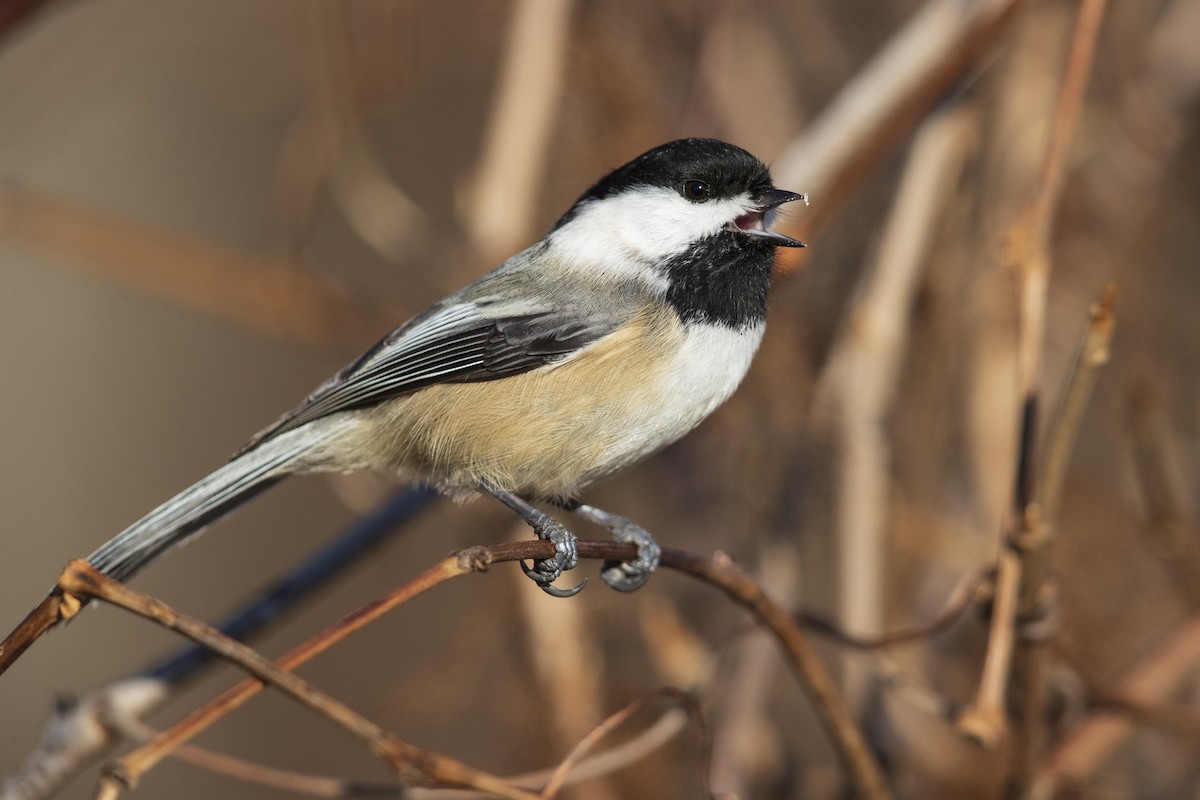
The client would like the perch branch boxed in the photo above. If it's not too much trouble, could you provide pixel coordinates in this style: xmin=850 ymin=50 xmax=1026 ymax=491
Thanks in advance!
xmin=0 ymin=490 xmax=434 ymax=800
xmin=58 ymin=540 xmax=888 ymax=799
xmin=56 ymin=561 xmax=539 ymax=800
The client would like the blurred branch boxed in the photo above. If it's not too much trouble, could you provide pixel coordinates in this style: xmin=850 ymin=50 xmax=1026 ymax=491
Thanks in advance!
xmin=463 ymin=0 xmax=575 ymax=262
xmin=513 ymin=526 xmax=615 ymax=800
xmin=58 ymin=561 xmax=540 ymax=800
xmin=1008 ymin=285 xmax=1115 ymax=791
xmin=497 ymin=708 xmax=693 ymax=797
xmin=1036 ymin=288 xmax=1116 ymax=526
xmin=800 ymin=567 xmax=989 ymax=650
xmin=106 ymin=717 xmax=408 ymax=799
xmin=0 ymin=0 xmax=51 ymax=39
xmin=1032 ymin=612 xmax=1200 ymax=799
xmin=0 ymin=490 xmax=434 ymax=800
xmin=542 ymin=689 xmax=708 ymax=799
xmin=958 ymin=287 xmax=1114 ymax=753
xmin=47 ymin=539 xmax=889 ymax=799
xmin=303 ymin=1 xmax=429 ymax=263
xmin=816 ymin=102 xmax=978 ymax=713
xmin=1127 ymin=384 xmax=1200 ymax=607
xmin=771 ymin=0 xmax=1031 ymax=269
xmin=662 ymin=549 xmax=893 ymax=800
xmin=710 ymin=543 xmax=801 ymax=796
xmin=0 ymin=678 xmax=167 ymax=800
xmin=0 ymin=186 xmax=390 ymax=349
xmin=957 ymin=0 xmax=1108 ymax=756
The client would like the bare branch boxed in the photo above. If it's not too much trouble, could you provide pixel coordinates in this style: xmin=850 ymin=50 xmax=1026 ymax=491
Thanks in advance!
xmin=816 ymin=102 xmax=978 ymax=712
xmin=1033 ymin=612 xmax=1200 ymax=799
xmin=56 ymin=561 xmax=539 ymax=800
xmin=957 ymin=0 xmax=1109 ymax=753
xmin=771 ymin=0 xmax=1031 ymax=268
xmin=463 ymin=0 xmax=575 ymax=262
xmin=541 ymin=689 xmax=707 ymax=799
xmin=1128 ymin=384 xmax=1200 ymax=606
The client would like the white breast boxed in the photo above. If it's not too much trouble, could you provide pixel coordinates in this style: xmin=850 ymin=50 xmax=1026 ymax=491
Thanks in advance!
xmin=589 ymin=320 xmax=766 ymax=477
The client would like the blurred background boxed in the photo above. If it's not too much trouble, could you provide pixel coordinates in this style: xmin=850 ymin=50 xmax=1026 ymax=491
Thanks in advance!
xmin=2 ymin=0 xmax=1199 ymax=798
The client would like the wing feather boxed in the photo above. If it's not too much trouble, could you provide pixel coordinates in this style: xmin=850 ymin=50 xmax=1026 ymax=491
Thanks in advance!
xmin=237 ymin=299 xmax=622 ymax=455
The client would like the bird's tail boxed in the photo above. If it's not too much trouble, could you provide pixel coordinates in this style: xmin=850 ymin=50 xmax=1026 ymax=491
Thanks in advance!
xmin=87 ymin=425 xmax=334 ymax=583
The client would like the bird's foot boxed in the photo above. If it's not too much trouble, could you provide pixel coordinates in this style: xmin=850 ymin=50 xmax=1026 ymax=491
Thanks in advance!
xmin=520 ymin=517 xmax=586 ymax=598
xmin=599 ymin=518 xmax=661 ymax=592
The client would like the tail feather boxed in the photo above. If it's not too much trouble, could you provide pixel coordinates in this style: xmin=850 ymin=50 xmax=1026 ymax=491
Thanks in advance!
xmin=87 ymin=427 xmax=325 ymax=582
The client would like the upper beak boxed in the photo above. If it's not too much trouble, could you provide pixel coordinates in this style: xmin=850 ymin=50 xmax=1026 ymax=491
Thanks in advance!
xmin=733 ymin=188 xmax=807 ymax=248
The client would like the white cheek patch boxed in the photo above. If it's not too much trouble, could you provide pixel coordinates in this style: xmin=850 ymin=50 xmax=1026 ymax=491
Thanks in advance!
xmin=548 ymin=188 xmax=751 ymax=286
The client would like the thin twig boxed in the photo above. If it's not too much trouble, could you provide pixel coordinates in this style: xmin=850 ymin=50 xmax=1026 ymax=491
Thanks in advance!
xmin=799 ymin=567 xmax=990 ymax=650
xmin=149 ymin=488 xmax=436 ymax=684
xmin=0 ymin=490 xmax=433 ymax=800
xmin=56 ymin=539 xmax=887 ymax=799
xmin=115 ymin=714 xmax=406 ymax=799
xmin=57 ymin=561 xmax=538 ymax=800
xmin=1035 ymin=286 xmax=1116 ymax=526
xmin=541 ymin=689 xmax=707 ymax=799
xmin=1007 ymin=284 xmax=1116 ymax=791
xmin=662 ymin=550 xmax=893 ymax=800
xmin=957 ymin=0 xmax=1109 ymax=752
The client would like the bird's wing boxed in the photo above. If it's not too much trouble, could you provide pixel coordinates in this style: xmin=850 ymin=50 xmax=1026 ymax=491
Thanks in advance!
xmin=237 ymin=298 xmax=619 ymax=455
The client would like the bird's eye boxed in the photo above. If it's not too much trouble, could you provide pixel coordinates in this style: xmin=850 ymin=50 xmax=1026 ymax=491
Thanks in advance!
xmin=682 ymin=180 xmax=711 ymax=202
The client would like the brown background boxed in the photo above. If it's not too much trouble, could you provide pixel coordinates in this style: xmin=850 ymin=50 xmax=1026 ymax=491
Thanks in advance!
xmin=2 ymin=1 xmax=1199 ymax=798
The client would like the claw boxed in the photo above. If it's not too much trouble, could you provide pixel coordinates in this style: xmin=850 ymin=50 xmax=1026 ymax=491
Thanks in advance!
xmin=478 ymin=482 xmax=587 ymax=598
xmin=519 ymin=556 xmax=587 ymax=597
xmin=569 ymin=505 xmax=661 ymax=592
xmin=542 ymin=574 xmax=588 ymax=597
xmin=601 ymin=559 xmax=654 ymax=592
xmin=601 ymin=532 xmax=660 ymax=591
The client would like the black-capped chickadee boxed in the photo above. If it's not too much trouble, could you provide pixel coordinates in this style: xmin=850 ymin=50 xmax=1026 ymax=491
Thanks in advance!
xmin=86 ymin=138 xmax=806 ymax=597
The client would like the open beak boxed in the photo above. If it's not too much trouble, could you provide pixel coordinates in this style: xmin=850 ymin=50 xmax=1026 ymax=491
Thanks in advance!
xmin=732 ymin=188 xmax=807 ymax=248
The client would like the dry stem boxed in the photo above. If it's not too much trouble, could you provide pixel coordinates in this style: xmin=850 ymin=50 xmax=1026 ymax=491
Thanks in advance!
xmin=463 ymin=0 xmax=575 ymax=262
xmin=1128 ymin=385 xmax=1200 ymax=606
xmin=957 ymin=0 xmax=1109 ymax=754
xmin=40 ymin=538 xmax=888 ymax=799
xmin=56 ymin=561 xmax=536 ymax=800
xmin=819 ymin=102 xmax=978 ymax=713
xmin=771 ymin=0 xmax=1031 ymax=268
xmin=541 ymin=689 xmax=706 ymax=799
xmin=1032 ymin=612 xmax=1200 ymax=799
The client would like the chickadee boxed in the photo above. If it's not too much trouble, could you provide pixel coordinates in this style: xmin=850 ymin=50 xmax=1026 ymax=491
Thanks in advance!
xmin=86 ymin=138 xmax=805 ymax=597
